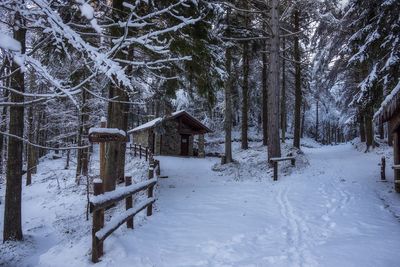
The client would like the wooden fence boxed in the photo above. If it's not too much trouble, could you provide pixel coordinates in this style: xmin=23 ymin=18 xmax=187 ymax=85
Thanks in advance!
xmin=269 ymin=156 xmax=296 ymax=181
xmin=89 ymin=160 xmax=160 ymax=263
xmin=129 ymin=143 xmax=152 ymax=161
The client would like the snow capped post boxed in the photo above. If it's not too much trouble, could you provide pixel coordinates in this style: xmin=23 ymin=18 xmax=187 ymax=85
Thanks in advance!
xmin=88 ymin=122 xmax=127 ymax=191
xmin=92 ymin=179 xmax=104 ymax=263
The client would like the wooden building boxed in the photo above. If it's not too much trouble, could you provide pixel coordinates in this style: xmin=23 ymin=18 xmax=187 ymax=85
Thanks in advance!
xmin=128 ymin=110 xmax=212 ymax=157
xmin=374 ymin=84 xmax=400 ymax=192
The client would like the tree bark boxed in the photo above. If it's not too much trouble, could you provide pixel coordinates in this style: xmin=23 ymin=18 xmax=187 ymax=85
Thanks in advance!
xmin=241 ymin=43 xmax=249 ymax=149
xmin=0 ymin=85 xmax=9 ymax=175
xmin=26 ymin=106 xmax=35 ymax=186
xmin=224 ymin=10 xmax=233 ymax=163
xmin=301 ymin=102 xmax=305 ymax=138
xmin=359 ymin=115 xmax=366 ymax=142
xmin=388 ymin=121 xmax=393 ymax=146
xmin=104 ymin=0 xmax=129 ymax=190
xmin=293 ymin=9 xmax=302 ymax=149
xmin=281 ymin=37 xmax=286 ymax=143
xmin=241 ymin=0 xmax=249 ymax=150
xmin=262 ymin=34 xmax=268 ymax=146
xmin=267 ymin=0 xmax=281 ymax=160
xmin=365 ymin=108 xmax=374 ymax=151
xmin=3 ymin=11 xmax=25 ymax=242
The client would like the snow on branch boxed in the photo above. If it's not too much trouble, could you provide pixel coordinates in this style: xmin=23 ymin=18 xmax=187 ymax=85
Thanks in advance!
xmin=75 ymin=0 xmax=102 ymax=33
xmin=32 ymin=0 xmax=132 ymax=89
xmin=0 ymin=32 xmax=26 ymax=72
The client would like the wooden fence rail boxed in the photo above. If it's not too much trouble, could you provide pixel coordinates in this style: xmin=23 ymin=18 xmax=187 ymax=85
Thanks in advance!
xmin=90 ymin=160 xmax=160 ymax=263
xmin=269 ymin=156 xmax=296 ymax=181
xmin=129 ymin=143 xmax=153 ymax=162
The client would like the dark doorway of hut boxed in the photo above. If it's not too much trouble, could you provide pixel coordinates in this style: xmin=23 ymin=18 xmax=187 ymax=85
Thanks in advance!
xmin=180 ymin=134 xmax=189 ymax=156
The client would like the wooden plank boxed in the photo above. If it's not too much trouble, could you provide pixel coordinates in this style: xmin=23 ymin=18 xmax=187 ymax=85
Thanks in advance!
xmin=147 ymin=166 xmax=154 ymax=216
xmin=92 ymin=180 xmax=104 ymax=263
xmin=125 ymin=176 xmax=133 ymax=229
xmin=96 ymin=198 xmax=156 ymax=243
xmin=88 ymin=127 xmax=127 ymax=143
xmin=90 ymin=179 xmax=157 ymax=212
xmin=270 ymin=156 xmax=295 ymax=162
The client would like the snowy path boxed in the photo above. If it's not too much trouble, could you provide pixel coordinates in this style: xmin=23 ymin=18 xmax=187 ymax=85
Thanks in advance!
xmin=2 ymin=143 xmax=400 ymax=267
xmin=80 ymin=144 xmax=400 ymax=267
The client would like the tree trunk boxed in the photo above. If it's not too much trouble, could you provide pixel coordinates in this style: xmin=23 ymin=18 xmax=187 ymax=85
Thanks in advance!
xmin=241 ymin=45 xmax=249 ymax=149
xmin=224 ymin=10 xmax=233 ymax=163
xmin=301 ymin=102 xmax=305 ymax=138
xmin=365 ymin=108 xmax=374 ymax=151
xmin=26 ymin=107 xmax=35 ymax=186
xmin=3 ymin=11 xmax=25 ymax=241
xmin=241 ymin=0 xmax=249 ymax=150
xmin=388 ymin=121 xmax=393 ymax=146
xmin=267 ymin=0 xmax=281 ymax=160
xmin=293 ymin=9 xmax=302 ymax=149
xmin=359 ymin=115 xmax=366 ymax=142
xmin=262 ymin=34 xmax=268 ymax=146
xmin=0 ymin=87 xmax=9 ymax=175
xmin=281 ymin=37 xmax=286 ymax=143
xmin=104 ymin=0 xmax=129 ymax=190
xmin=379 ymin=122 xmax=384 ymax=139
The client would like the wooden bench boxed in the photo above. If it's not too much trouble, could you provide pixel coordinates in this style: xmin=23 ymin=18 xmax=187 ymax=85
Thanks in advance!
xmin=269 ymin=156 xmax=296 ymax=181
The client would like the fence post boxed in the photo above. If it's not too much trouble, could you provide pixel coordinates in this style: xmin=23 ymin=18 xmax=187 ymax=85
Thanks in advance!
xmin=92 ymin=180 xmax=104 ymax=263
xmin=273 ymin=161 xmax=278 ymax=181
xmin=291 ymin=158 xmax=296 ymax=166
xmin=145 ymin=147 xmax=148 ymax=161
xmin=134 ymin=144 xmax=137 ymax=157
xmin=147 ymin=165 xmax=154 ymax=216
xmin=155 ymin=160 xmax=160 ymax=176
xmin=381 ymin=156 xmax=386 ymax=181
xmin=139 ymin=145 xmax=142 ymax=159
xmin=125 ymin=176 xmax=133 ymax=229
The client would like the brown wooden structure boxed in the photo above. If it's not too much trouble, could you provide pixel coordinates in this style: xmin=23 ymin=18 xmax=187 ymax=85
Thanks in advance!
xmin=269 ymin=156 xmax=296 ymax=181
xmin=374 ymin=87 xmax=400 ymax=192
xmin=90 ymin=161 xmax=160 ymax=263
xmin=128 ymin=110 xmax=212 ymax=157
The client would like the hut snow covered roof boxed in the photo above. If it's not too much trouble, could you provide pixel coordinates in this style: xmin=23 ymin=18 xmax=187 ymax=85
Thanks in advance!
xmin=374 ymin=81 xmax=400 ymax=123
xmin=128 ymin=110 xmax=212 ymax=134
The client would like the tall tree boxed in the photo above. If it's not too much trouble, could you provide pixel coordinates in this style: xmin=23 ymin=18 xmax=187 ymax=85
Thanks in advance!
xmin=293 ymin=8 xmax=302 ymax=149
xmin=267 ymin=0 xmax=281 ymax=159
xmin=262 ymin=36 xmax=268 ymax=146
xmin=224 ymin=9 xmax=234 ymax=163
xmin=3 ymin=10 xmax=25 ymax=242
xmin=241 ymin=0 xmax=250 ymax=150
xmin=104 ymin=0 xmax=129 ymax=192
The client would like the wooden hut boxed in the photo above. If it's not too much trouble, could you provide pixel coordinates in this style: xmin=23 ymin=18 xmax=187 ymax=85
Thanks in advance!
xmin=374 ymin=82 xmax=400 ymax=192
xmin=128 ymin=110 xmax=212 ymax=157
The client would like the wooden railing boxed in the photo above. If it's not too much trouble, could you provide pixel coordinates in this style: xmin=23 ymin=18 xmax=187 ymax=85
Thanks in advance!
xmin=129 ymin=143 xmax=152 ymax=162
xmin=89 ymin=160 xmax=160 ymax=263
xmin=269 ymin=156 xmax=296 ymax=181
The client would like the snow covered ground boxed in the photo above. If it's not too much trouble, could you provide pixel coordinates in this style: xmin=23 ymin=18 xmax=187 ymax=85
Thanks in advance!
xmin=1 ymin=142 xmax=400 ymax=266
